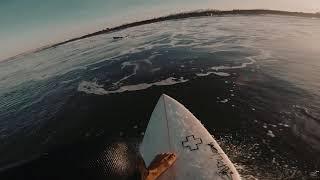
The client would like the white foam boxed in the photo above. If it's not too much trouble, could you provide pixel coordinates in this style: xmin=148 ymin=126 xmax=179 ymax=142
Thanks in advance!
xmin=144 ymin=59 xmax=153 ymax=65
xmin=77 ymin=81 xmax=108 ymax=95
xmin=213 ymin=72 xmax=230 ymax=77
xmin=114 ymin=62 xmax=139 ymax=85
xmin=196 ymin=72 xmax=213 ymax=77
xmin=117 ymin=58 xmax=156 ymax=85
xmin=211 ymin=57 xmax=256 ymax=71
xmin=278 ymin=123 xmax=290 ymax=128
xmin=267 ymin=130 xmax=275 ymax=138
xmin=151 ymin=67 xmax=161 ymax=73
xmin=220 ymin=99 xmax=229 ymax=103
xmin=196 ymin=71 xmax=230 ymax=77
xmin=78 ymin=77 xmax=188 ymax=95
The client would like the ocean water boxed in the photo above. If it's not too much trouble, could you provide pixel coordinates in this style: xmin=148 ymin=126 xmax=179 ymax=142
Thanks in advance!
xmin=0 ymin=15 xmax=320 ymax=179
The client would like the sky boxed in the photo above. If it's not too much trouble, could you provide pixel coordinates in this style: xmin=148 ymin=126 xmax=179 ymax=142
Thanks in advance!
xmin=1 ymin=0 xmax=320 ymax=61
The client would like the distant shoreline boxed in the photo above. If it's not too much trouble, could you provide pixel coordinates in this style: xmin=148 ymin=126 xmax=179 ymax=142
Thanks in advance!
xmin=4 ymin=9 xmax=320 ymax=61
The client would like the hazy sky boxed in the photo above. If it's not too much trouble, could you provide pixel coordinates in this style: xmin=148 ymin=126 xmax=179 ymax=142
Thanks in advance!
xmin=1 ymin=0 xmax=320 ymax=61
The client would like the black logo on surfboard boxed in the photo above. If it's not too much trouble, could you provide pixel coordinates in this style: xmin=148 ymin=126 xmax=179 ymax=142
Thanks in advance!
xmin=207 ymin=142 xmax=233 ymax=178
xmin=182 ymin=135 xmax=203 ymax=151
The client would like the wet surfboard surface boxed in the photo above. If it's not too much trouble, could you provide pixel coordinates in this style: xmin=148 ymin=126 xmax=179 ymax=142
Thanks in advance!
xmin=140 ymin=94 xmax=241 ymax=180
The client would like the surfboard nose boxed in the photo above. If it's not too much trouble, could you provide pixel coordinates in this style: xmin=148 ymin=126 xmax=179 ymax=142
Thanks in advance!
xmin=160 ymin=93 xmax=172 ymax=101
xmin=161 ymin=94 xmax=169 ymax=98
xmin=159 ymin=94 xmax=186 ymax=109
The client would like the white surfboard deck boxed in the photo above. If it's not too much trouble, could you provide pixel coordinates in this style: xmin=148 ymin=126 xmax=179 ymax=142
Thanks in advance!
xmin=140 ymin=94 xmax=241 ymax=180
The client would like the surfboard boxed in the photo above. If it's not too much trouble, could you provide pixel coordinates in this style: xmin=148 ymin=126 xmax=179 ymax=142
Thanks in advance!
xmin=140 ymin=94 xmax=241 ymax=180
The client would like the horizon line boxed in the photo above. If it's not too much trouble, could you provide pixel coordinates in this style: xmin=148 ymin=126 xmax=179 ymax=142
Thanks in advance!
xmin=2 ymin=9 xmax=320 ymax=62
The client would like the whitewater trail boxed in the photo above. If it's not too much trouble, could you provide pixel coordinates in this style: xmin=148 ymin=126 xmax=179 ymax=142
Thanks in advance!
xmin=78 ymin=77 xmax=188 ymax=95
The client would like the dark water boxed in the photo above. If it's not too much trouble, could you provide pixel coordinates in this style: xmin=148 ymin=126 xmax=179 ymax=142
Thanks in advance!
xmin=0 ymin=15 xmax=320 ymax=179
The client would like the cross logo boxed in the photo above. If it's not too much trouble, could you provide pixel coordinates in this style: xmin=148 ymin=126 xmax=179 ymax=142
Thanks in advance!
xmin=182 ymin=135 xmax=203 ymax=151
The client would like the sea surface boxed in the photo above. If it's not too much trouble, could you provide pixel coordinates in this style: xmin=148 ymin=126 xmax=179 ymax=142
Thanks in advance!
xmin=0 ymin=15 xmax=320 ymax=179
